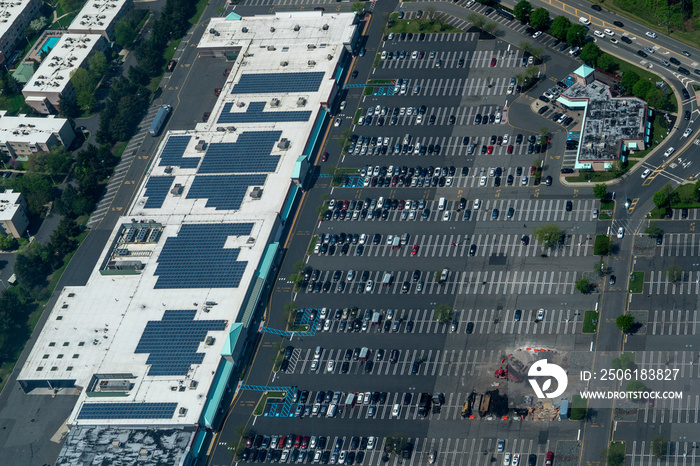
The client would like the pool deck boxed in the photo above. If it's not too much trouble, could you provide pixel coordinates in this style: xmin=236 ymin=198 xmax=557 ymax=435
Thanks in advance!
xmin=25 ymin=30 xmax=64 ymax=64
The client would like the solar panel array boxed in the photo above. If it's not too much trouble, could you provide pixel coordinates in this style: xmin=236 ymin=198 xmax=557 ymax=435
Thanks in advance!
xmin=143 ymin=176 xmax=175 ymax=209
xmin=187 ymin=174 xmax=267 ymax=210
xmin=77 ymin=402 xmax=178 ymax=420
xmin=158 ymin=135 xmax=199 ymax=169
xmin=198 ymin=131 xmax=282 ymax=174
xmin=154 ymin=223 xmax=253 ymax=289
xmin=134 ymin=309 xmax=227 ymax=376
xmin=230 ymin=72 xmax=325 ymax=94
xmin=217 ymin=102 xmax=312 ymax=124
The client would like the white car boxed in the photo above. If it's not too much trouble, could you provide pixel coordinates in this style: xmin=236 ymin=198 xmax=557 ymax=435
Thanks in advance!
xmin=367 ymin=437 xmax=375 ymax=450
xmin=340 ymin=101 xmax=346 ymax=111
xmin=604 ymin=28 xmax=615 ymax=36
xmin=400 ymin=107 xmax=406 ymax=115
xmin=617 ymin=227 xmax=625 ymax=238
xmin=386 ymin=234 xmax=394 ymax=245
xmin=503 ymin=453 xmax=512 ymax=465
xmin=610 ymin=38 xmax=618 ymax=44
xmin=334 ymin=119 xmax=341 ymax=127
xmin=323 ymin=320 xmax=331 ymax=331
xmin=473 ymin=199 xmax=481 ymax=210
xmin=684 ymin=128 xmax=693 ymax=138
xmin=357 ymin=393 xmax=364 ymax=404
xmin=407 ymin=107 xmax=413 ymax=116
xmin=416 ymin=114 xmax=423 ymax=124
xmin=310 ymin=359 xmax=319 ymax=371
xmin=543 ymin=91 xmax=555 ymax=99
xmin=594 ymin=30 xmax=605 ymax=38
xmin=495 ymin=112 xmax=502 ymax=124
xmin=537 ymin=309 xmax=545 ymax=321
xmin=641 ymin=168 xmax=652 ymax=179
xmin=664 ymin=147 xmax=675 ymax=157
xmin=646 ymin=31 xmax=657 ymax=38
xmin=381 ymin=51 xmax=387 ymax=60
xmin=327 ymin=360 xmax=335 ymax=372
xmin=512 ymin=453 xmax=520 ymax=466
xmin=480 ymin=176 xmax=487 ymax=186
xmin=359 ymin=233 xmax=367 ymax=245
xmin=503 ymin=134 xmax=509 ymax=144
xmin=442 ymin=211 xmax=451 ymax=221
xmin=411 ymin=50 xmax=418 ymax=59
xmin=365 ymin=280 xmax=374 ymax=292
xmin=392 ymin=404 xmax=401 ymax=417
xmin=445 ymin=176 xmax=453 ymax=186
xmin=532 ymin=31 xmax=542 ymax=38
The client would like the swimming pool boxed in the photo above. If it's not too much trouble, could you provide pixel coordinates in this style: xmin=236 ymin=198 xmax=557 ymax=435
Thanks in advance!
xmin=38 ymin=37 xmax=59 ymax=55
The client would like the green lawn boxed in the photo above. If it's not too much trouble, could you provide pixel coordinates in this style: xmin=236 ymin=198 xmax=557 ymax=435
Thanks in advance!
xmin=253 ymin=391 xmax=286 ymax=416
xmin=190 ymin=0 xmax=210 ymax=25
xmin=599 ymin=200 xmax=614 ymax=219
xmin=569 ymin=394 xmax=588 ymax=420
xmin=608 ymin=442 xmax=626 ymax=461
xmin=629 ymin=272 xmax=644 ymax=294
xmin=353 ymin=108 xmax=362 ymax=124
xmin=582 ymin=310 xmax=599 ymax=334
xmin=363 ymin=87 xmax=374 ymax=96
xmin=668 ymin=184 xmax=700 ymax=209
xmin=605 ymin=56 xmax=677 ymax=112
xmin=0 ymin=94 xmax=31 ymax=116
xmin=306 ymin=236 xmax=318 ymax=255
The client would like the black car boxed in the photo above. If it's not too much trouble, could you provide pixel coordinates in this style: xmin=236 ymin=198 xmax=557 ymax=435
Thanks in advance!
xmin=686 ymin=110 xmax=691 ymax=120
xmin=538 ymin=105 xmax=549 ymax=114
xmin=637 ymin=50 xmax=648 ymax=58
xmin=514 ymin=309 xmax=522 ymax=321
xmin=679 ymin=67 xmax=690 ymax=75
xmin=412 ymin=269 xmax=421 ymax=282
xmin=507 ymin=174 xmax=514 ymax=186
xmin=670 ymin=57 xmax=681 ymax=65
xmin=683 ymin=88 xmax=691 ymax=99
xmin=411 ymin=361 xmax=420 ymax=374
xmin=466 ymin=322 xmax=474 ymax=334
xmin=461 ymin=166 xmax=469 ymax=176
xmin=429 ymin=115 xmax=436 ymax=124
xmin=390 ymin=349 xmax=399 ymax=363
xmin=545 ymin=175 xmax=552 ymax=186
xmin=341 ymin=362 xmax=350 ymax=373
xmin=657 ymin=234 xmax=663 ymax=245
xmin=481 ymin=145 xmax=488 ymax=154
xmin=351 ymin=70 xmax=358 ymax=78
xmin=516 ymin=134 xmax=523 ymax=144
xmin=613 ymin=20 xmax=624 ymax=27
xmin=528 ymin=453 xmax=537 ymax=466
xmin=402 ymin=393 xmax=413 ymax=405
xmin=591 ymin=4 xmax=602 ymax=11
xmin=345 ymin=349 xmax=353 ymax=360
xmin=373 ymin=233 xmax=381 ymax=244
xmin=538 ymin=95 xmax=550 ymax=103
xmin=406 ymin=321 xmax=414 ymax=332
xmin=469 ymin=244 xmax=477 ymax=256
xmin=566 ymin=200 xmax=573 ymax=212
xmin=621 ymin=36 xmax=632 ymax=44
xmin=474 ymin=113 xmax=482 ymax=124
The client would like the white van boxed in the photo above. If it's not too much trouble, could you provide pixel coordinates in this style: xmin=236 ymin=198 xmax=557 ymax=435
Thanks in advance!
xmin=438 ymin=197 xmax=446 ymax=211
xmin=579 ymin=17 xmax=590 ymax=25
xmin=327 ymin=403 xmax=338 ymax=418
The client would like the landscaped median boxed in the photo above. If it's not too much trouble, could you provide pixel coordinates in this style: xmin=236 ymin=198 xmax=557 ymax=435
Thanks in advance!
xmin=582 ymin=310 xmax=599 ymax=334
xmin=253 ymin=391 xmax=286 ymax=416
xmin=628 ymin=272 xmax=644 ymax=294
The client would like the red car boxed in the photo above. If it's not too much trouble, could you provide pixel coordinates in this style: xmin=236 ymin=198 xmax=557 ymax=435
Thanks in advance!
xmin=224 ymin=68 xmax=231 ymax=77
xmin=301 ymin=436 xmax=310 ymax=450
xmin=545 ymin=451 xmax=554 ymax=466
xmin=490 ymin=57 xmax=497 ymax=66
xmin=202 ymin=112 xmax=211 ymax=122
xmin=245 ymin=436 xmax=253 ymax=448
xmin=487 ymin=145 xmax=494 ymax=154
xmin=322 ymin=152 xmax=329 ymax=162
xmin=277 ymin=436 xmax=286 ymax=449
xmin=411 ymin=244 xmax=419 ymax=256
xmin=397 ymin=200 xmax=405 ymax=210
xmin=507 ymin=144 xmax=514 ymax=154
xmin=342 ymin=200 xmax=349 ymax=210
xmin=214 ymin=87 xmax=222 ymax=96
xmin=530 ymin=166 xmax=536 ymax=175
xmin=293 ymin=435 xmax=301 ymax=448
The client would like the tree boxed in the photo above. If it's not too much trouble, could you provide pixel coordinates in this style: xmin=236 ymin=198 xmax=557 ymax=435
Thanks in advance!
xmin=71 ymin=67 xmax=96 ymax=112
xmin=596 ymin=53 xmax=617 ymax=72
xmin=15 ymin=242 xmax=54 ymax=291
xmin=645 ymin=88 xmax=665 ymax=109
xmin=467 ymin=13 xmax=486 ymax=30
xmin=620 ymin=71 xmax=640 ymax=93
xmin=88 ymin=51 xmax=108 ymax=81
xmin=425 ymin=6 xmax=436 ymax=23
xmin=518 ymin=41 xmax=533 ymax=56
xmin=593 ymin=235 xmax=611 ymax=255
xmin=529 ymin=8 xmax=550 ymax=31
xmin=45 ymin=146 xmax=73 ymax=176
xmin=115 ymin=18 xmax=138 ymax=49
xmin=666 ymin=265 xmax=683 ymax=283
xmin=10 ymin=174 xmax=53 ymax=217
xmin=2 ymin=73 xmax=21 ymax=96
xmin=351 ymin=1 xmax=365 ymax=13
xmin=58 ymin=94 xmax=80 ymax=119
xmin=549 ymin=16 xmax=571 ymax=41
xmin=135 ymin=40 xmax=164 ymax=77
xmin=653 ymin=183 xmax=676 ymax=208
xmin=283 ymin=302 xmax=299 ymax=325
xmin=59 ymin=0 xmax=84 ymax=12
xmin=338 ymin=128 xmax=352 ymax=149
xmin=580 ymin=43 xmax=601 ymax=65
xmin=566 ymin=24 xmax=587 ymax=47
xmin=632 ymin=80 xmax=652 ymax=99
xmin=593 ymin=184 xmax=607 ymax=200
xmin=530 ymin=47 xmax=544 ymax=59
xmin=611 ymin=352 xmax=636 ymax=370
xmin=644 ymin=223 xmax=662 ymax=238
xmin=483 ymin=22 xmax=499 ymax=35
xmin=434 ymin=304 xmax=453 ymax=324
xmin=615 ymin=314 xmax=635 ymax=332
xmin=50 ymin=217 xmax=79 ymax=256
xmin=593 ymin=259 xmax=606 ymax=275
xmin=54 ymin=184 xmax=79 ymax=217
xmin=532 ymin=224 xmax=564 ymax=248
xmin=601 ymin=447 xmax=624 ymax=466
xmin=626 ymin=380 xmax=645 ymax=394
xmin=651 ymin=436 xmax=668 ymax=459
xmin=0 ymin=234 xmax=18 ymax=251
xmin=575 ymin=277 xmax=592 ymax=293
xmin=513 ymin=0 xmax=532 ymax=22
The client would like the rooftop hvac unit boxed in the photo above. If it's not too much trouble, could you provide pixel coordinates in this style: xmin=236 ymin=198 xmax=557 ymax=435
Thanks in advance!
xmin=277 ymin=138 xmax=290 ymax=150
xmin=189 ymin=380 xmax=198 ymax=389
xmin=170 ymin=184 xmax=183 ymax=196
xmin=294 ymin=25 xmax=300 ymax=31
xmin=205 ymin=336 xmax=215 ymax=346
xmin=216 ymin=127 xmax=225 ymax=132
xmin=280 ymin=61 xmax=288 ymax=66
xmin=270 ymin=27 xmax=275 ymax=33
xmin=227 ymin=126 xmax=236 ymax=132
xmin=297 ymin=97 xmax=307 ymax=106
xmin=323 ymin=24 xmax=329 ymax=30
xmin=236 ymin=102 xmax=245 ymax=108
xmin=250 ymin=187 xmax=263 ymax=199
xmin=241 ymin=27 xmax=248 ymax=33
xmin=267 ymin=45 xmax=275 ymax=51
xmin=307 ymin=44 xmax=316 ymax=50
xmin=178 ymin=408 xmax=187 ymax=416
xmin=195 ymin=140 xmax=207 ymax=152
xmin=111 ymin=441 xmax=122 ymax=449
xmin=270 ymin=98 xmax=280 ymax=107
xmin=327 ymin=54 xmax=333 ymax=60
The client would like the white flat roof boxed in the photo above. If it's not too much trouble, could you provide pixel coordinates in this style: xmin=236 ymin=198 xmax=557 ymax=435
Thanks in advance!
xmin=0 ymin=111 xmax=68 ymax=144
xmin=0 ymin=189 xmax=22 ymax=221
xmin=22 ymin=34 xmax=102 ymax=95
xmin=19 ymin=12 xmax=357 ymax=428
xmin=0 ymin=0 xmax=36 ymax=44
xmin=69 ymin=0 xmax=130 ymax=35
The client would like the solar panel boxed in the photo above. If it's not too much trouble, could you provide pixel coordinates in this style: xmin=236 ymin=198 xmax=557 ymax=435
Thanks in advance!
xmin=77 ymin=402 xmax=177 ymax=420
xmin=154 ymin=223 xmax=253 ymax=289
xmin=197 ymin=131 xmax=281 ymax=174
xmin=143 ymin=176 xmax=175 ymax=208
xmin=187 ymin=174 xmax=267 ymax=210
xmin=230 ymin=72 xmax=325 ymax=94
xmin=124 ymin=227 xmax=136 ymax=242
xmin=158 ymin=135 xmax=199 ymax=169
xmin=217 ymin=102 xmax=312 ymax=124
xmin=134 ymin=309 xmax=227 ymax=376
xmin=135 ymin=228 xmax=150 ymax=242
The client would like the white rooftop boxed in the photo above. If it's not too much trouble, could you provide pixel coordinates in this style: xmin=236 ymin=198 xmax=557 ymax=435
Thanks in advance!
xmin=0 ymin=189 xmax=22 ymax=221
xmin=0 ymin=111 xmax=68 ymax=144
xmin=19 ymin=11 xmax=357 ymax=428
xmin=0 ymin=0 xmax=37 ymax=45
xmin=22 ymin=34 xmax=102 ymax=95
xmin=69 ymin=0 xmax=129 ymax=35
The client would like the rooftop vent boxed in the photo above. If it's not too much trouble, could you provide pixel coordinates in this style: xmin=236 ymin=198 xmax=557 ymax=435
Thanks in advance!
xmin=164 ymin=166 xmax=173 ymax=174
xmin=250 ymin=187 xmax=263 ymax=199
xmin=307 ymin=60 xmax=316 ymax=67
xmin=297 ymin=97 xmax=307 ymax=106
xmin=267 ymin=45 xmax=275 ymax=51
xmin=195 ymin=140 xmax=207 ymax=152
xmin=270 ymin=27 xmax=275 ymax=33
xmin=216 ymin=127 xmax=226 ymax=132
xmin=280 ymin=61 xmax=288 ymax=66
xmin=178 ymin=407 xmax=188 ymax=416
xmin=323 ymin=24 xmax=329 ymax=30
xmin=270 ymin=98 xmax=280 ymax=107
xmin=294 ymin=25 xmax=300 ymax=31
xmin=205 ymin=336 xmax=215 ymax=346
xmin=307 ymin=44 xmax=316 ymax=50
xmin=241 ymin=27 xmax=248 ymax=33
xmin=237 ymin=102 xmax=246 ymax=108
xmin=170 ymin=184 xmax=183 ymax=196
xmin=277 ymin=138 xmax=290 ymax=150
